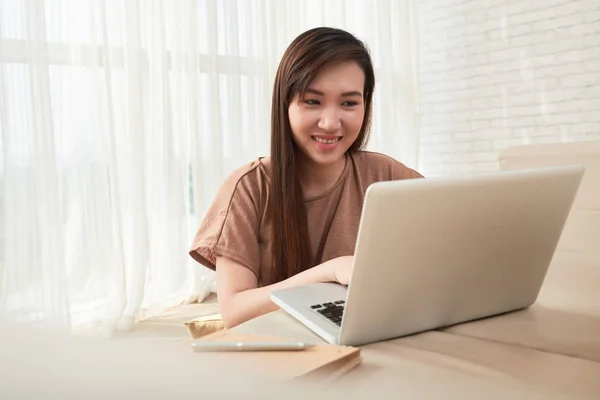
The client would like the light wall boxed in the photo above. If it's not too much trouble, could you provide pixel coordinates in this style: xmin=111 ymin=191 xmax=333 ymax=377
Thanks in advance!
xmin=417 ymin=0 xmax=600 ymax=176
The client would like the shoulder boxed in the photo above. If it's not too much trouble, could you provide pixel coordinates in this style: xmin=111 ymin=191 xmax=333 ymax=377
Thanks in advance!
xmin=218 ymin=158 xmax=270 ymax=196
xmin=352 ymin=150 xmax=400 ymax=168
xmin=350 ymin=151 xmax=423 ymax=180
xmin=189 ymin=158 xmax=268 ymax=274
xmin=207 ymin=158 xmax=271 ymax=218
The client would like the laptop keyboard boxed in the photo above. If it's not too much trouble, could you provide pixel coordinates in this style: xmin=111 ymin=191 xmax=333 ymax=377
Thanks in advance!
xmin=310 ymin=300 xmax=345 ymax=326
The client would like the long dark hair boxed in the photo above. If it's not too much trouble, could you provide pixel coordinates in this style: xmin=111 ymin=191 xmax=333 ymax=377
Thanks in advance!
xmin=269 ymin=27 xmax=375 ymax=284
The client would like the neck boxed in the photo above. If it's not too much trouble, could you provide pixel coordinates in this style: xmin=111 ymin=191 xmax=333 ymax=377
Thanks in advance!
xmin=296 ymin=153 xmax=347 ymax=198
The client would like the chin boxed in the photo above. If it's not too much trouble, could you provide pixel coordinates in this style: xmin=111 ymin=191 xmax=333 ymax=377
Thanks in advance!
xmin=294 ymin=136 xmax=353 ymax=167
xmin=305 ymin=151 xmax=347 ymax=166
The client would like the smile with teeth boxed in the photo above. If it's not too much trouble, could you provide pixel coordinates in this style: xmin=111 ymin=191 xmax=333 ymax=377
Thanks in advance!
xmin=312 ymin=136 xmax=341 ymax=144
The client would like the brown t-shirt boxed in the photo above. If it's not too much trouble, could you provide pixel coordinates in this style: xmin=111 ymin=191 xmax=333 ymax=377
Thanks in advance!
xmin=189 ymin=151 xmax=423 ymax=286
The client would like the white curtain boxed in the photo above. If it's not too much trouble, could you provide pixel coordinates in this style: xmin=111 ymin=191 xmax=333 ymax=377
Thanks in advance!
xmin=0 ymin=0 xmax=420 ymax=335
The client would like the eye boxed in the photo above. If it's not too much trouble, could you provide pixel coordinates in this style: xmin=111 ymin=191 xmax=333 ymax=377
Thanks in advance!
xmin=342 ymin=101 xmax=358 ymax=107
xmin=303 ymin=99 xmax=320 ymax=106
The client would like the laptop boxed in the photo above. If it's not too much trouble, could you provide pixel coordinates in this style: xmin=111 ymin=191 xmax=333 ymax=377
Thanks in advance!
xmin=270 ymin=164 xmax=585 ymax=346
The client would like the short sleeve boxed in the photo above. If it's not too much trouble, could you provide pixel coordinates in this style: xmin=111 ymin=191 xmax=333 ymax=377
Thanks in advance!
xmin=392 ymin=160 xmax=424 ymax=180
xmin=189 ymin=169 xmax=261 ymax=280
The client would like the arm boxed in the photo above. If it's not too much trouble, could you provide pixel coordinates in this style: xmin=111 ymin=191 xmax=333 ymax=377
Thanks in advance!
xmin=215 ymin=256 xmax=352 ymax=328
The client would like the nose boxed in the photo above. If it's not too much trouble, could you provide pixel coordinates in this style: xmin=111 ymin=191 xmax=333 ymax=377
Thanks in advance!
xmin=317 ymin=108 xmax=342 ymax=132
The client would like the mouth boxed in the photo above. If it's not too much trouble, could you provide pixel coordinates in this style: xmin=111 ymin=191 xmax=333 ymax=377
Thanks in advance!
xmin=312 ymin=136 xmax=342 ymax=144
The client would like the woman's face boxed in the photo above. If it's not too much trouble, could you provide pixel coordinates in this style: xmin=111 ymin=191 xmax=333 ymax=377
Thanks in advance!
xmin=288 ymin=61 xmax=365 ymax=168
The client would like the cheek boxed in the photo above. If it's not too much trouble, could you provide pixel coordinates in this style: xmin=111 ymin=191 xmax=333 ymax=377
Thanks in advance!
xmin=288 ymin=107 xmax=312 ymax=136
xmin=288 ymin=106 xmax=301 ymax=132
xmin=347 ymin=111 xmax=365 ymax=134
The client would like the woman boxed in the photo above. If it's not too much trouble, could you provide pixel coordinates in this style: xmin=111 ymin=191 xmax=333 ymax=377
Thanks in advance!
xmin=190 ymin=27 xmax=423 ymax=328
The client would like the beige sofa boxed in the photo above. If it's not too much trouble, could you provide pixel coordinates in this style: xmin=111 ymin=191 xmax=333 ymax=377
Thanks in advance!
xmin=439 ymin=140 xmax=600 ymax=372
xmin=500 ymin=141 xmax=600 ymax=272
xmin=499 ymin=141 xmax=600 ymax=315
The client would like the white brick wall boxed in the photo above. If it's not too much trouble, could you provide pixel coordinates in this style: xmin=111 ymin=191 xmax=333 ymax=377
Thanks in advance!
xmin=417 ymin=0 xmax=600 ymax=176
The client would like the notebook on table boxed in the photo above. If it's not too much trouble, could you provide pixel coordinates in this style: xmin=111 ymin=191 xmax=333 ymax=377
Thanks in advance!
xmin=191 ymin=329 xmax=362 ymax=381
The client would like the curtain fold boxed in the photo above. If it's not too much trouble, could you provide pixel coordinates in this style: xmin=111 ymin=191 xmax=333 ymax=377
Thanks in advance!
xmin=0 ymin=0 xmax=420 ymax=334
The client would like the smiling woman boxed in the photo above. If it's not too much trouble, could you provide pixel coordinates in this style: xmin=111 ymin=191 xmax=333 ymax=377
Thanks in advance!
xmin=289 ymin=61 xmax=366 ymax=196
xmin=189 ymin=27 xmax=424 ymax=328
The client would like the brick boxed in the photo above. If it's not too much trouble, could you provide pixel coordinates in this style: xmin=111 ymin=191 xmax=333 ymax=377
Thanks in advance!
xmin=477 ymin=108 xmax=506 ymax=120
xmin=536 ymin=62 xmax=586 ymax=78
xmin=469 ymin=97 xmax=491 ymax=109
xmin=508 ymin=92 xmax=539 ymax=106
xmin=490 ymin=70 xmax=523 ymax=85
xmin=488 ymin=60 xmax=514 ymax=74
xmin=429 ymin=142 xmax=474 ymax=153
xmin=506 ymin=83 xmax=531 ymax=95
xmin=429 ymin=0 xmax=479 ymax=20
xmin=465 ymin=20 xmax=497 ymax=36
xmin=419 ymin=6 xmax=450 ymax=22
xmin=470 ymin=120 xmax=492 ymax=130
xmin=539 ymin=77 xmax=560 ymax=90
xmin=488 ymin=96 xmax=505 ymax=108
xmin=452 ymin=132 xmax=476 ymax=142
xmin=449 ymin=46 xmax=469 ymax=59
xmin=558 ymin=126 xmax=588 ymax=141
xmin=507 ymin=116 xmax=538 ymax=127
xmin=429 ymin=14 xmax=468 ymax=31
xmin=560 ymin=72 xmax=599 ymax=88
xmin=465 ymin=39 xmax=507 ymax=56
xmin=419 ymin=51 xmax=448 ymax=65
xmin=509 ymin=104 xmax=540 ymax=116
xmin=486 ymin=6 xmax=506 ymax=20
xmin=555 ymin=50 xmax=589 ymax=64
xmin=466 ymin=10 xmax=486 ymax=23
xmin=555 ymin=22 xmax=599 ymax=39
xmin=529 ymin=0 xmax=566 ymax=9
xmin=509 ymin=23 xmax=533 ymax=37
xmin=421 ymin=133 xmax=454 ymax=144
xmin=472 ymin=140 xmax=493 ymax=150
xmin=551 ymin=112 xmax=595 ymax=124
xmin=505 ymin=0 xmax=534 ymax=16
xmin=509 ymin=10 xmax=550 ymax=26
xmin=532 ymin=12 xmax=584 ymax=32
xmin=558 ymin=0 xmax=600 ymax=15
xmin=484 ymin=127 xmax=511 ymax=138
xmin=542 ymin=86 xmax=599 ymax=103
xmin=489 ymin=47 xmax=521 ymax=63
xmin=584 ymin=131 xmax=600 ymax=140
xmin=565 ymin=98 xmax=600 ymax=112
xmin=582 ymin=34 xmax=600 ymax=48
xmin=485 ymin=0 xmax=513 ymax=8
xmin=467 ymin=32 xmax=487 ymax=45
xmin=584 ymin=9 xmax=600 ymax=23
xmin=531 ymin=38 xmax=585 ymax=56
xmin=522 ymin=126 xmax=560 ymax=138
xmin=417 ymin=0 xmax=440 ymax=13
xmin=530 ymin=5 xmax=560 ymax=20
xmin=492 ymin=138 xmax=526 ymax=151
xmin=421 ymin=78 xmax=468 ymax=94
xmin=486 ymin=29 xmax=505 ymax=40
xmin=509 ymin=31 xmax=556 ymax=46
xmin=468 ymin=151 xmax=499 ymax=162
xmin=579 ymin=122 xmax=600 ymax=134
xmin=491 ymin=117 xmax=511 ymax=131
xmin=535 ymin=134 xmax=567 ymax=144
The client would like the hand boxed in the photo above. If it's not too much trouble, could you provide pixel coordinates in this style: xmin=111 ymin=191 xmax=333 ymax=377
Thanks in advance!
xmin=328 ymin=256 xmax=354 ymax=286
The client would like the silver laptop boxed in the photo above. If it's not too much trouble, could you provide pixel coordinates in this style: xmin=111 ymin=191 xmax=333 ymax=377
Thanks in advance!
xmin=270 ymin=164 xmax=585 ymax=346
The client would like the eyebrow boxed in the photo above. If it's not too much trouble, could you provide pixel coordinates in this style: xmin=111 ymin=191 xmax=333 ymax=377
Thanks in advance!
xmin=304 ymin=88 xmax=363 ymax=97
